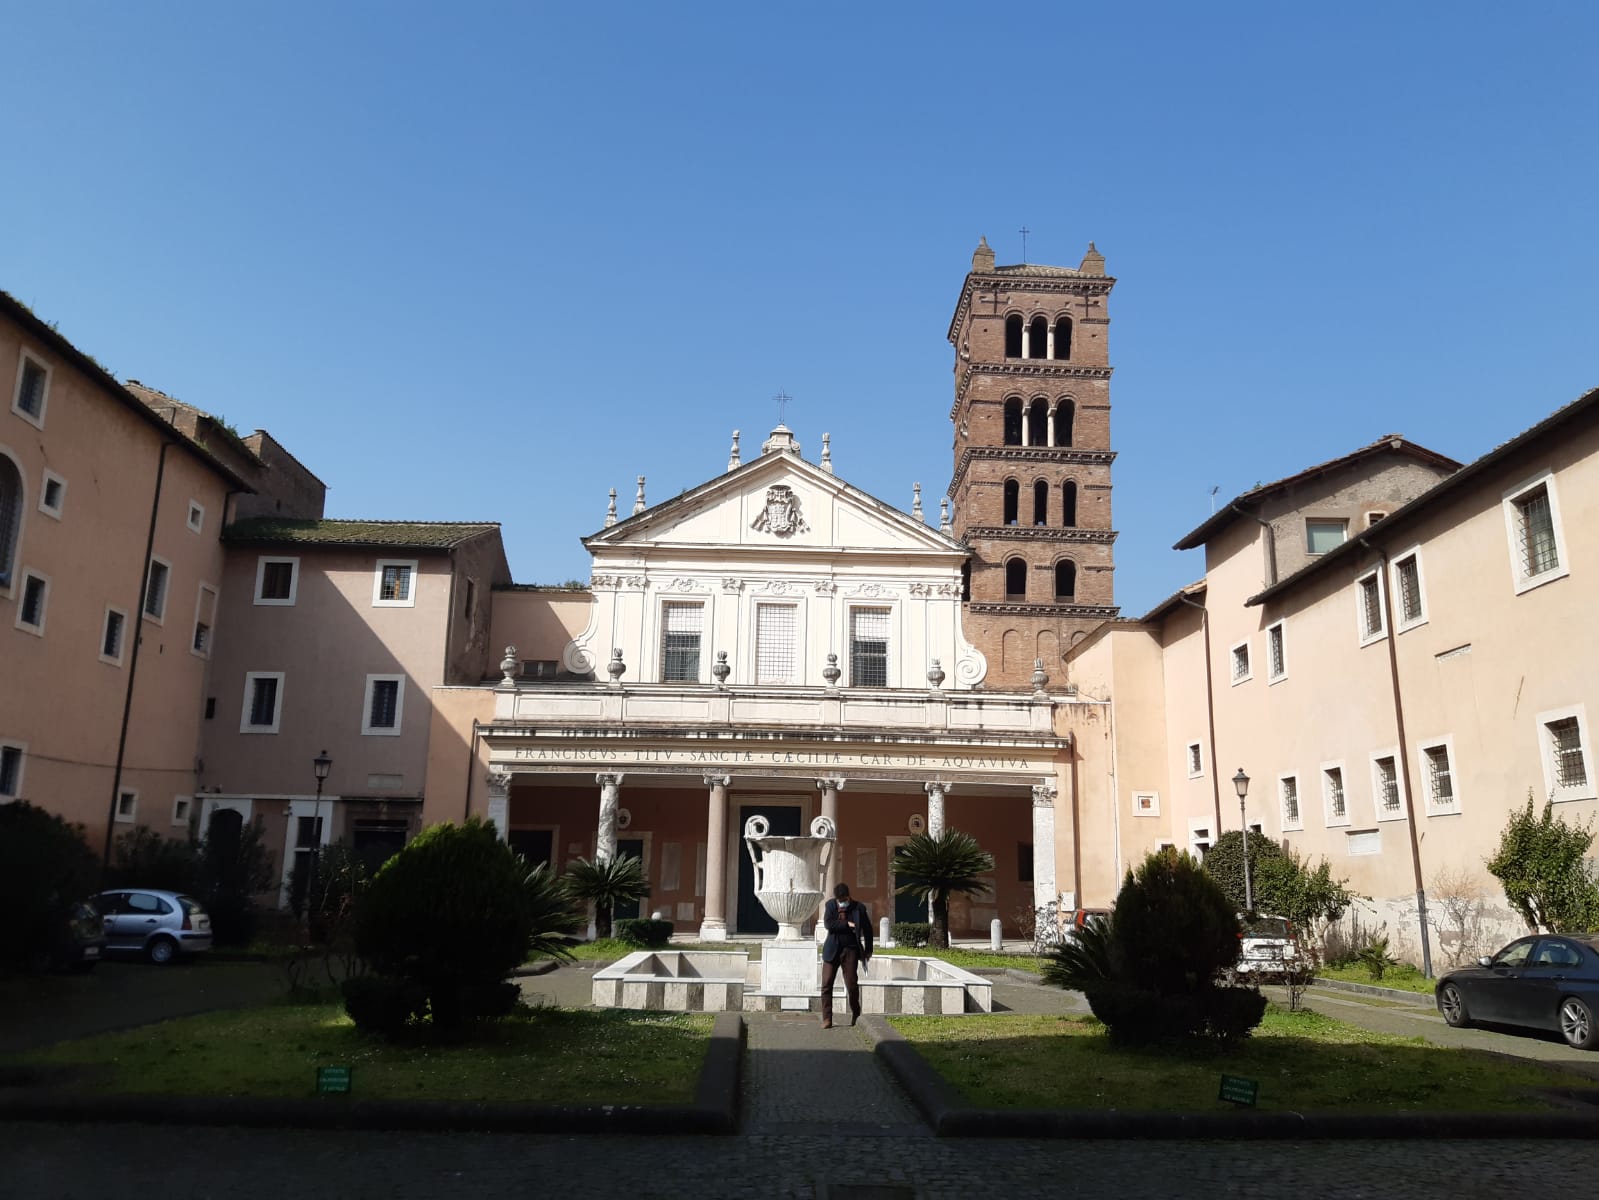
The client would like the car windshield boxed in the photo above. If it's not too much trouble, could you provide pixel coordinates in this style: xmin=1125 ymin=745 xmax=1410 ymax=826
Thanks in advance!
xmin=1242 ymin=917 xmax=1291 ymax=938
xmin=176 ymin=895 xmax=205 ymax=915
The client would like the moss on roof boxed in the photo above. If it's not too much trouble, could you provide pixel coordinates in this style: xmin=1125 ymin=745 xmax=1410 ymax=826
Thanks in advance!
xmin=224 ymin=518 xmax=499 ymax=550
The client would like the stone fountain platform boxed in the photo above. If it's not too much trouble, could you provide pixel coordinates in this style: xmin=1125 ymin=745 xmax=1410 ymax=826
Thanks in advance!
xmin=591 ymin=950 xmax=992 ymax=1015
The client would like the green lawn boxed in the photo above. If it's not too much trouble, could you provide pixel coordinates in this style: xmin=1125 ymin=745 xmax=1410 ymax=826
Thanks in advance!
xmin=14 ymin=1006 xmax=713 ymax=1104
xmin=891 ymin=1007 xmax=1596 ymax=1113
xmin=878 ymin=946 xmax=1044 ymax=973
xmin=1318 ymin=963 xmax=1436 ymax=995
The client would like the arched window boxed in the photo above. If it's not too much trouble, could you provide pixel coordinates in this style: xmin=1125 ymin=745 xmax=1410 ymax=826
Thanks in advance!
xmin=0 ymin=453 xmax=22 ymax=589
xmin=1053 ymin=399 xmax=1074 ymax=447
xmin=1003 ymin=397 xmax=1023 ymax=446
xmin=1003 ymin=479 xmax=1019 ymax=525
xmin=1027 ymin=315 xmax=1048 ymax=360
xmin=1054 ymin=560 xmax=1077 ymax=600
xmin=1005 ymin=315 xmax=1023 ymax=358
xmin=1027 ymin=399 xmax=1048 ymax=446
xmin=1061 ymin=480 xmax=1078 ymax=527
xmin=960 ymin=561 xmax=971 ymax=602
xmin=1053 ymin=316 xmax=1072 ymax=360
xmin=1033 ymin=480 xmax=1048 ymax=526
xmin=1006 ymin=558 xmax=1028 ymax=598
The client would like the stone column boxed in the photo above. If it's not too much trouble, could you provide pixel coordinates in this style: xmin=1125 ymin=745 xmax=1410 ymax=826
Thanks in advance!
xmin=1032 ymin=780 xmax=1059 ymax=916
xmin=485 ymin=770 xmax=512 ymax=840
xmin=1020 ymin=322 xmax=1031 ymax=358
xmin=924 ymin=780 xmax=951 ymax=838
xmin=817 ymin=777 xmax=845 ymax=893
xmin=595 ymin=772 xmax=624 ymax=862
xmin=699 ymin=774 xmax=731 ymax=942
xmin=1046 ymin=324 xmax=1056 ymax=359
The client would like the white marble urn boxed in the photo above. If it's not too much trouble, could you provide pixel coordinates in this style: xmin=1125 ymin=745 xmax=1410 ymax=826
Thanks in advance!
xmin=743 ymin=814 xmax=836 ymax=941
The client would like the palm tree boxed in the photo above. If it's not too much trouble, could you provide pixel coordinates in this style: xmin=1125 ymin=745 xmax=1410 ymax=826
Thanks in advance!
xmin=521 ymin=860 xmax=584 ymax=963
xmin=1041 ymin=913 xmax=1113 ymax=993
xmin=561 ymin=854 xmax=648 ymax=940
xmin=891 ymin=830 xmax=995 ymax=949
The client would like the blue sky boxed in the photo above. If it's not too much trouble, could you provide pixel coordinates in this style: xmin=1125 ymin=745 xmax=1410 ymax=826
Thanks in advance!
xmin=3 ymin=4 xmax=1595 ymax=614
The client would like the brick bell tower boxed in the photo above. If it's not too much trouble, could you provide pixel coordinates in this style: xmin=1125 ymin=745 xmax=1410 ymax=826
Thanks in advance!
xmin=947 ymin=237 xmax=1119 ymax=689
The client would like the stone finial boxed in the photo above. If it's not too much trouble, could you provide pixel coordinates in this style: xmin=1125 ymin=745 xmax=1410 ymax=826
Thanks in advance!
xmin=820 ymin=433 xmax=833 ymax=474
xmin=939 ymin=497 xmax=951 ymax=534
xmin=761 ymin=424 xmax=801 ymax=457
xmin=712 ymin=650 xmax=730 ymax=687
xmin=499 ymin=645 xmax=519 ymax=687
xmin=604 ymin=488 xmax=617 ymax=528
xmin=1031 ymin=657 xmax=1050 ymax=695
xmin=607 ymin=648 xmax=627 ymax=685
xmin=912 ymin=482 xmax=924 ymax=521
xmin=1079 ymin=241 xmax=1106 ymax=275
xmin=822 ymin=653 xmax=841 ymax=691
xmin=927 ymin=658 xmax=946 ymax=691
xmin=972 ymin=236 xmax=995 ymax=273
xmin=728 ymin=430 xmax=742 ymax=473
xmin=633 ymin=476 xmax=647 ymax=515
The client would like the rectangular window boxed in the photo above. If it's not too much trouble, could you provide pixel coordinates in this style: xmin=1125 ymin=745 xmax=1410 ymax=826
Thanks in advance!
xmin=1394 ymin=553 xmax=1424 ymax=626
xmin=101 ymin=607 xmax=127 ymax=665
xmin=660 ymin=602 xmax=703 ymax=682
xmin=16 ymin=571 xmax=47 ymax=633
xmin=363 ymin=675 xmax=404 ymax=735
xmin=850 ymin=607 xmax=890 ymax=687
xmin=1306 ymin=518 xmax=1347 ymax=554
xmin=12 ymin=354 xmax=49 ymax=426
xmin=1186 ymin=742 xmax=1203 ymax=778
xmin=1267 ymin=621 xmax=1286 ymax=681
xmin=373 ymin=559 xmax=418 ymax=607
xmin=1374 ymin=755 xmax=1402 ymax=817
xmin=144 ymin=557 xmax=171 ymax=620
xmin=0 ymin=743 xmax=23 ymax=799
xmin=755 ymin=604 xmax=797 ymax=684
xmin=1548 ymin=716 xmax=1589 ymax=792
xmin=1280 ymin=775 xmax=1301 ymax=830
xmin=115 ymin=790 xmax=137 ymax=823
xmin=1132 ymin=791 xmax=1160 ymax=816
xmin=186 ymin=501 xmax=205 ymax=533
xmin=192 ymin=584 xmax=217 ymax=658
xmin=1230 ymin=640 xmax=1251 ymax=684
xmin=1189 ymin=825 xmax=1212 ymax=859
xmin=241 ymin=672 xmax=284 ymax=734
xmin=462 ymin=577 xmax=477 ymax=622
xmin=1357 ymin=571 xmax=1385 ymax=642
xmin=39 ymin=471 xmax=65 ymax=519
xmin=172 ymin=796 xmax=192 ymax=826
xmin=1324 ymin=766 xmax=1347 ymax=823
xmin=1423 ymin=743 xmax=1456 ymax=811
xmin=255 ymin=557 xmax=299 ymax=605
xmin=1504 ymin=473 xmax=1569 ymax=593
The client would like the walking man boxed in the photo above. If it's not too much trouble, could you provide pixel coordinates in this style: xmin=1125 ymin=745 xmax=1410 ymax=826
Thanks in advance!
xmin=820 ymin=882 xmax=872 ymax=1028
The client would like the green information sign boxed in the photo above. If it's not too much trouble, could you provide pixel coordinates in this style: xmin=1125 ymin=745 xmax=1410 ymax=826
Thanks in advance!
xmin=1218 ymin=1074 xmax=1258 ymax=1107
xmin=316 ymin=1065 xmax=353 ymax=1095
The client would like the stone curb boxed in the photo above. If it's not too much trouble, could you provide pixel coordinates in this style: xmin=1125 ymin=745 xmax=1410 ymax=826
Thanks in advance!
xmin=0 ymin=1011 xmax=744 ymax=1137
xmin=1312 ymin=977 xmax=1436 ymax=1006
xmin=862 ymin=1015 xmax=1599 ymax=1139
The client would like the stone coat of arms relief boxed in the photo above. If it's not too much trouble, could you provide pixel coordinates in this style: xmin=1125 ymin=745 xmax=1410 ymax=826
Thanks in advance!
xmin=751 ymin=485 xmax=809 ymax=537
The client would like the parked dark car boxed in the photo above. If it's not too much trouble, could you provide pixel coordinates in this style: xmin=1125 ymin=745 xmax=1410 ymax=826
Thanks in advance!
xmin=94 ymin=889 xmax=213 ymax=964
xmin=1436 ymin=933 xmax=1599 ymax=1049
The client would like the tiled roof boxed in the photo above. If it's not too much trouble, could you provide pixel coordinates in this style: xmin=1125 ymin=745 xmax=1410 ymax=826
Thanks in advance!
xmin=992 ymin=263 xmax=1085 ymax=278
xmin=224 ymin=518 xmax=499 ymax=549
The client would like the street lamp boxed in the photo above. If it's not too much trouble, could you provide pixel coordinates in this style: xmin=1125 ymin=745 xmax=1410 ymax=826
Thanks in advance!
xmin=1232 ymin=768 xmax=1254 ymax=914
xmin=312 ymin=750 xmax=332 ymax=895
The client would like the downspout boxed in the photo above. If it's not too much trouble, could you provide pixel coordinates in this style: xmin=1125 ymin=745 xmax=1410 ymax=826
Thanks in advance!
xmin=1105 ymin=697 xmax=1121 ymax=886
xmin=1176 ymin=592 xmax=1224 ymax=841
xmin=1358 ymin=534 xmax=1434 ymax=979
xmin=104 ymin=439 xmax=174 ymax=877
xmin=1232 ymin=502 xmax=1279 ymax=587
xmin=463 ymin=717 xmax=480 ymax=823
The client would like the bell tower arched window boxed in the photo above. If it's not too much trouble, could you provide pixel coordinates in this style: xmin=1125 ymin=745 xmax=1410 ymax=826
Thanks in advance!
xmin=1053 ymin=399 xmax=1074 ymax=447
xmin=1003 ymin=397 xmax=1023 ymax=446
xmin=1006 ymin=558 xmax=1028 ymax=598
xmin=1002 ymin=479 xmax=1019 ymax=526
xmin=1005 ymin=315 xmax=1023 ymax=359
xmin=1053 ymin=316 xmax=1072 ymax=360
xmin=1062 ymin=481 xmax=1078 ymax=527
xmin=1033 ymin=480 xmax=1048 ymax=526
xmin=1027 ymin=399 xmax=1048 ymax=446
xmin=0 ymin=453 xmax=22 ymax=589
xmin=1027 ymin=316 xmax=1048 ymax=360
xmin=1054 ymin=560 xmax=1077 ymax=600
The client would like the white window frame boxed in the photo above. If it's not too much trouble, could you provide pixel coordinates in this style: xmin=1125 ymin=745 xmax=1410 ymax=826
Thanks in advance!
xmin=1503 ymin=469 xmax=1570 ymax=595
xmin=115 ymin=788 xmax=138 ymax=824
xmin=1537 ymin=704 xmax=1596 ymax=803
xmin=10 ymin=349 xmax=50 ymax=430
xmin=1131 ymin=791 xmax=1160 ymax=817
xmin=241 ymin=671 xmax=285 ymax=735
xmin=1186 ymin=741 xmax=1203 ymax=779
xmin=848 ymin=604 xmax=893 ymax=688
xmin=1355 ymin=568 xmax=1387 ymax=646
xmin=0 ymin=445 xmax=27 ymax=597
xmin=362 ymin=674 xmax=406 ymax=736
xmin=38 ymin=469 xmax=66 ymax=520
xmin=754 ymin=601 xmax=800 ymax=685
xmin=144 ymin=554 xmax=172 ymax=623
xmin=1305 ymin=517 xmax=1347 ymax=555
xmin=1266 ymin=619 xmax=1287 ymax=683
xmin=13 ymin=567 xmax=48 ymax=635
xmin=1187 ymin=820 xmax=1213 ymax=860
xmin=659 ymin=599 xmax=707 ymax=684
xmin=373 ymin=559 xmax=419 ymax=608
xmin=186 ymin=500 xmax=205 ymax=534
xmin=1390 ymin=546 xmax=1428 ymax=632
xmin=1418 ymin=735 xmax=1460 ymax=816
xmin=1321 ymin=760 xmax=1350 ymax=828
xmin=172 ymin=795 xmax=193 ymax=827
xmin=191 ymin=582 xmax=218 ymax=660
xmin=253 ymin=556 xmax=300 ymax=606
xmin=1370 ymin=748 xmax=1407 ymax=822
xmin=1229 ymin=638 xmax=1251 ymax=685
xmin=100 ymin=604 xmax=128 ymax=667
xmin=1279 ymin=772 xmax=1303 ymax=832
xmin=0 ymin=739 xmax=25 ymax=801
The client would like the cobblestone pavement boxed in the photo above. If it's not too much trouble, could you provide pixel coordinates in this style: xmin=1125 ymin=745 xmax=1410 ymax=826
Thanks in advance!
xmin=5 ymin=1123 xmax=1599 ymax=1199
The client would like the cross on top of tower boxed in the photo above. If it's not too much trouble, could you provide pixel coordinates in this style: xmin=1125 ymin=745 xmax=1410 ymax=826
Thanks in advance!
xmin=1018 ymin=225 xmax=1031 ymax=262
xmin=773 ymin=391 xmax=791 ymax=424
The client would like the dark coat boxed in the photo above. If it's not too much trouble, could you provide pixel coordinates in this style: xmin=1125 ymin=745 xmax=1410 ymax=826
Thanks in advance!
xmin=822 ymin=898 xmax=873 ymax=965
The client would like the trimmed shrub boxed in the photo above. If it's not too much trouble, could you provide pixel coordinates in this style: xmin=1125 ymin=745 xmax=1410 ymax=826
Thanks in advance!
xmin=0 ymin=803 xmax=99 ymax=975
xmin=1084 ymin=981 xmax=1268 ymax=1045
xmin=615 ymin=918 xmax=673 ymax=948
xmin=892 ymin=922 xmax=931 ymax=948
xmin=107 ymin=826 xmax=201 ymax=892
xmin=1204 ymin=985 xmax=1270 ymax=1039
xmin=341 ymin=975 xmax=427 ymax=1038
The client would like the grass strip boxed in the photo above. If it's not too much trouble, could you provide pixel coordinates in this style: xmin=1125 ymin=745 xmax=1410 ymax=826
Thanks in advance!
xmin=1317 ymin=963 xmax=1436 ymax=995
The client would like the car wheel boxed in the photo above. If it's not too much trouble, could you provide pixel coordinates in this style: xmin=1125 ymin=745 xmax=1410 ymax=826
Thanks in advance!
xmin=1438 ymin=983 xmax=1472 ymax=1028
xmin=1559 ymin=997 xmax=1599 ymax=1050
xmin=147 ymin=936 xmax=179 ymax=966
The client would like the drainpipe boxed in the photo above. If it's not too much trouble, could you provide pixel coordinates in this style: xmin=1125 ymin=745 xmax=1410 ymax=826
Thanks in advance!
xmin=1358 ymin=535 xmax=1434 ymax=979
xmin=1176 ymin=592 xmax=1224 ymax=841
xmin=1232 ymin=502 xmax=1279 ymax=587
xmin=463 ymin=717 xmax=480 ymax=823
xmin=104 ymin=440 xmax=174 ymax=877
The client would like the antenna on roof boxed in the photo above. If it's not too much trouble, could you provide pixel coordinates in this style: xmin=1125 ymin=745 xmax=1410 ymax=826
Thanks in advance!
xmin=1209 ymin=485 xmax=1220 ymax=514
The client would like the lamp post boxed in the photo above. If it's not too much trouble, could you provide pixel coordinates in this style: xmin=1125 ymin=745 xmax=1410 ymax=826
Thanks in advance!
xmin=311 ymin=750 xmax=332 ymax=901
xmin=1232 ymin=768 xmax=1254 ymax=914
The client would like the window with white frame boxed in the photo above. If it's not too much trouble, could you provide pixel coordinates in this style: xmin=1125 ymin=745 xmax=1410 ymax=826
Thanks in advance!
xmin=11 ymin=352 xmax=50 ymax=428
xmin=15 ymin=570 xmax=47 ymax=634
xmin=192 ymin=584 xmax=218 ymax=658
xmin=1186 ymin=742 xmax=1203 ymax=778
xmin=144 ymin=556 xmax=171 ymax=620
xmin=1538 ymin=706 xmax=1595 ymax=802
xmin=241 ymin=672 xmax=284 ymax=734
xmin=172 ymin=796 xmax=193 ymax=826
xmin=1421 ymin=740 xmax=1458 ymax=813
xmin=115 ymin=789 xmax=137 ymax=823
xmin=100 ymin=606 xmax=127 ymax=666
xmin=254 ymin=557 xmax=299 ymax=605
xmin=39 ymin=470 xmax=65 ymax=519
xmin=1305 ymin=518 xmax=1347 ymax=554
xmin=373 ymin=559 xmax=418 ymax=607
xmin=1267 ymin=620 xmax=1286 ymax=682
xmin=1229 ymin=639 xmax=1251 ymax=684
xmin=1132 ymin=791 xmax=1160 ymax=817
xmin=755 ymin=603 xmax=797 ymax=684
xmin=0 ymin=742 xmax=24 ymax=800
xmin=1504 ymin=472 xmax=1568 ymax=593
xmin=0 ymin=452 xmax=22 ymax=590
xmin=1323 ymin=764 xmax=1348 ymax=825
xmin=1188 ymin=823 xmax=1212 ymax=859
xmin=1392 ymin=550 xmax=1426 ymax=629
xmin=850 ymin=607 xmax=891 ymax=687
xmin=1373 ymin=753 xmax=1404 ymax=819
xmin=363 ymin=675 xmax=405 ymax=735
xmin=1280 ymin=774 xmax=1302 ymax=830
xmin=1356 ymin=569 xmax=1385 ymax=643
xmin=660 ymin=601 xmax=704 ymax=682
xmin=186 ymin=500 xmax=205 ymax=533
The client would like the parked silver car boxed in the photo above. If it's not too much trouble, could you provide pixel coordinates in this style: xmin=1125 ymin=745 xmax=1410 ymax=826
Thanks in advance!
xmin=95 ymin=889 xmax=213 ymax=964
xmin=1233 ymin=915 xmax=1302 ymax=979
